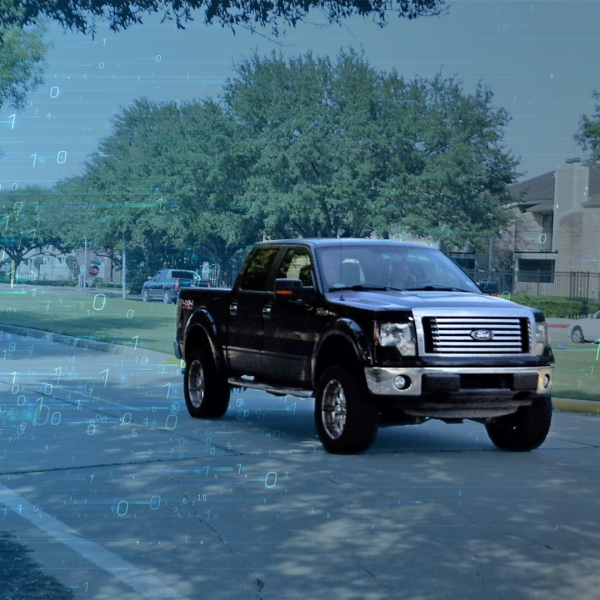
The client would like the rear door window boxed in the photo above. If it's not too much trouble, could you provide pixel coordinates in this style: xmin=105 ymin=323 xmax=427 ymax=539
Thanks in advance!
xmin=240 ymin=248 xmax=279 ymax=291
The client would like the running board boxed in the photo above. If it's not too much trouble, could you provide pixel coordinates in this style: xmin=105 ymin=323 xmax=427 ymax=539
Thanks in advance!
xmin=227 ymin=377 xmax=313 ymax=398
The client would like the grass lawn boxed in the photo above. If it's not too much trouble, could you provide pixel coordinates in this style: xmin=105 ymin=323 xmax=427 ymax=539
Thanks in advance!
xmin=1 ymin=286 xmax=598 ymax=400
xmin=549 ymin=341 xmax=600 ymax=401
xmin=0 ymin=287 xmax=176 ymax=355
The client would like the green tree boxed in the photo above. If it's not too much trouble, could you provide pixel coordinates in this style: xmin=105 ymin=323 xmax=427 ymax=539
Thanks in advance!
xmin=1 ymin=0 xmax=447 ymax=39
xmin=223 ymin=48 xmax=520 ymax=250
xmin=0 ymin=20 xmax=49 ymax=155
xmin=0 ymin=187 xmax=75 ymax=281
xmin=67 ymin=97 xmax=260 ymax=284
xmin=575 ymin=90 xmax=600 ymax=165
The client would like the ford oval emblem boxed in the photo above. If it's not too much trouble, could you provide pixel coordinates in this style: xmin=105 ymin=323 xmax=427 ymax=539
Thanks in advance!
xmin=470 ymin=329 xmax=494 ymax=341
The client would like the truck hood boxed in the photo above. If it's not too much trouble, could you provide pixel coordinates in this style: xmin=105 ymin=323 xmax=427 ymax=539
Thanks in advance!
xmin=325 ymin=290 xmax=523 ymax=312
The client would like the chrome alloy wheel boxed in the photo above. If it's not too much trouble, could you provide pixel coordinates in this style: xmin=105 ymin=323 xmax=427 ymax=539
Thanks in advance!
xmin=321 ymin=379 xmax=347 ymax=440
xmin=572 ymin=327 xmax=584 ymax=343
xmin=188 ymin=360 xmax=205 ymax=408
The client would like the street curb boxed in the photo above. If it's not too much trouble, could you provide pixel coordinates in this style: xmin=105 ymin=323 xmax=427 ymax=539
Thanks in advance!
xmin=0 ymin=323 xmax=127 ymax=355
xmin=551 ymin=397 xmax=600 ymax=413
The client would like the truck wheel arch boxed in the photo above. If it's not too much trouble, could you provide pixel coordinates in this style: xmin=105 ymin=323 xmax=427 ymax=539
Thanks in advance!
xmin=312 ymin=324 xmax=371 ymax=388
xmin=184 ymin=311 xmax=225 ymax=372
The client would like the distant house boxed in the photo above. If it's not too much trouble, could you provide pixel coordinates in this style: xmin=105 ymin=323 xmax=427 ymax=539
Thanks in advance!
xmin=444 ymin=159 xmax=600 ymax=298
xmin=509 ymin=158 xmax=600 ymax=275
xmin=12 ymin=246 xmax=119 ymax=284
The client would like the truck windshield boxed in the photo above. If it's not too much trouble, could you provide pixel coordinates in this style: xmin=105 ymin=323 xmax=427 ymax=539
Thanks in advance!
xmin=317 ymin=244 xmax=480 ymax=294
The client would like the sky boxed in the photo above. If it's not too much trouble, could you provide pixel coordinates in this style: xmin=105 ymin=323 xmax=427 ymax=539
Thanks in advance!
xmin=1 ymin=0 xmax=599 ymax=190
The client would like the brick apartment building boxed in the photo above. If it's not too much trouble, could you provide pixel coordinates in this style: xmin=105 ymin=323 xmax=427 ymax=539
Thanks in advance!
xmin=446 ymin=158 xmax=600 ymax=298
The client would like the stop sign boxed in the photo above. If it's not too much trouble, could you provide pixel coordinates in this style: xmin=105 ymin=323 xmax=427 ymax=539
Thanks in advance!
xmin=88 ymin=265 xmax=100 ymax=277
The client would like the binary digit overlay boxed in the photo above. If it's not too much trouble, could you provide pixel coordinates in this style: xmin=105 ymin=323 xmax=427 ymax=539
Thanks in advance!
xmin=0 ymin=2 xmax=599 ymax=599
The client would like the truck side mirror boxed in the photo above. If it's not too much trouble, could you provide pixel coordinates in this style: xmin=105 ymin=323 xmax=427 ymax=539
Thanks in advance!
xmin=275 ymin=278 xmax=304 ymax=300
xmin=477 ymin=280 xmax=499 ymax=295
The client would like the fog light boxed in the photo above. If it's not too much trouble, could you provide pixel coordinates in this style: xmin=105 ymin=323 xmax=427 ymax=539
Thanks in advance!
xmin=543 ymin=374 xmax=550 ymax=388
xmin=394 ymin=375 xmax=410 ymax=390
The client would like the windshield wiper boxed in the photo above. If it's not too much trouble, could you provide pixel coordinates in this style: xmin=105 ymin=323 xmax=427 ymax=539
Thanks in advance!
xmin=329 ymin=283 xmax=392 ymax=292
xmin=404 ymin=285 xmax=473 ymax=293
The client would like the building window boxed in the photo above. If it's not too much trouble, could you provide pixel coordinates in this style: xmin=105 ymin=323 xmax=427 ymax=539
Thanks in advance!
xmin=518 ymin=259 xmax=555 ymax=283
xmin=540 ymin=213 xmax=553 ymax=250
xmin=449 ymin=255 xmax=475 ymax=271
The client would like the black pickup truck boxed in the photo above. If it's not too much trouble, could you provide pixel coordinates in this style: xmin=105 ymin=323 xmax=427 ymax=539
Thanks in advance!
xmin=174 ymin=239 xmax=554 ymax=454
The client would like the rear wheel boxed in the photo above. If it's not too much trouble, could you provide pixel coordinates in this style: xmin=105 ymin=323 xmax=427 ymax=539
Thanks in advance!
xmin=142 ymin=289 xmax=150 ymax=302
xmin=571 ymin=326 xmax=585 ymax=343
xmin=485 ymin=394 xmax=552 ymax=451
xmin=315 ymin=365 xmax=379 ymax=454
xmin=184 ymin=346 xmax=230 ymax=418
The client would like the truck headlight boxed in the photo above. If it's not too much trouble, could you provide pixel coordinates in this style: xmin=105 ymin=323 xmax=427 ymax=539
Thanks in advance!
xmin=535 ymin=321 xmax=549 ymax=355
xmin=376 ymin=322 xmax=417 ymax=356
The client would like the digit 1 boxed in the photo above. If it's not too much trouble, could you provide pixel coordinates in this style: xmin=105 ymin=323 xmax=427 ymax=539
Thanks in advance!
xmin=84 ymin=582 xmax=89 ymax=592
xmin=30 ymin=153 xmax=36 ymax=167
xmin=100 ymin=369 xmax=109 ymax=386
xmin=236 ymin=463 xmax=241 ymax=474
xmin=162 ymin=382 xmax=170 ymax=399
xmin=131 ymin=335 xmax=138 ymax=349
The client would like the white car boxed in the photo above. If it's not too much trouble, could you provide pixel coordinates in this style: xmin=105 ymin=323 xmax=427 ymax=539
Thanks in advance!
xmin=567 ymin=310 xmax=600 ymax=343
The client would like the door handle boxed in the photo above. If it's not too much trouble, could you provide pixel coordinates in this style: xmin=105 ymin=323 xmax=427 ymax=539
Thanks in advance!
xmin=230 ymin=302 xmax=238 ymax=316
xmin=262 ymin=305 xmax=272 ymax=319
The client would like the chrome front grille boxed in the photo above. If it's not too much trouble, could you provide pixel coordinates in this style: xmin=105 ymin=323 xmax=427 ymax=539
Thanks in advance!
xmin=425 ymin=316 xmax=529 ymax=354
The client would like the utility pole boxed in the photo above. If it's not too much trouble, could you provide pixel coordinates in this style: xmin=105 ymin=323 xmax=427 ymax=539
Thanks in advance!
xmin=83 ymin=237 xmax=87 ymax=290
xmin=122 ymin=233 xmax=126 ymax=299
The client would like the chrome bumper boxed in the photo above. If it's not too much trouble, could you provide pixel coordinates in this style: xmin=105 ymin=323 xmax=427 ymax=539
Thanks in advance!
xmin=365 ymin=366 xmax=554 ymax=396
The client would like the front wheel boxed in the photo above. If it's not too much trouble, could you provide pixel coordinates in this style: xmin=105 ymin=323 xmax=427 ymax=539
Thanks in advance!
xmin=163 ymin=291 xmax=172 ymax=304
xmin=142 ymin=289 xmax=150 ymax=302
xmin=315 ymin=365 xmax=379 ymax=454
xmin=184 ymin=347 xmax=230 ymax=418
xmin=571 ymin=326 xmax=585 ymax=343
xmin=485 ymin=394 xmax=552 ymax=451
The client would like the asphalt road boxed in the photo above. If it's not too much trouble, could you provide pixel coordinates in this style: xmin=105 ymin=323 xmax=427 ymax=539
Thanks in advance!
xmin=1 ymin=333 xmax=600 ymax=600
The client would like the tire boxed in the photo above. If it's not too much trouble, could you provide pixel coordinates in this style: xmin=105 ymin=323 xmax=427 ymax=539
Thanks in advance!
xmin=163 ymin=291 xmax=172 ymax=304
xmin=142 ymin=289 xmax=150 ymax=302
xmin=571 ymin=326 xmax=585 ymax=343
xmin=183 ymin=346 xmax=230 ymax=418
xmin=485 ymin=394 xmax=552 ymax=451
xmin=315 ymin=365 xmax=379 ymax=454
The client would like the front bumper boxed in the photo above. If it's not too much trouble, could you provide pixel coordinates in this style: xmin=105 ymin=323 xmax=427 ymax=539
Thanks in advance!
xmin=365 ymin=365 xmax=554 ymax=397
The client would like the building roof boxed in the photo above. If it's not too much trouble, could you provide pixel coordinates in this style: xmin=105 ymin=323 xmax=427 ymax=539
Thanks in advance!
xmin=589 ymin=165 xmax=600 ymax=203
xmin=509 ymin=170 xmax=555 ymax=205
xmin=509 ymin=163 xmax=600 ymax=210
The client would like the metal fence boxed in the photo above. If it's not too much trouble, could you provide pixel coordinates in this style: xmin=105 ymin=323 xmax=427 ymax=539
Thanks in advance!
xmin=464 ymin=270 xmax=600 ymax=300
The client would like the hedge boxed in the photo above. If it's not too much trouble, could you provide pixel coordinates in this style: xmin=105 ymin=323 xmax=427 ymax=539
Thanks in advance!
xmin=509 ymin=295 xmax=600 ymax=318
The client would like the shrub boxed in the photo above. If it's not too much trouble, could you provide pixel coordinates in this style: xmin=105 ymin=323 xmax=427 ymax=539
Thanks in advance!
xmin=509 ymin=295 xmax=600 ymax=318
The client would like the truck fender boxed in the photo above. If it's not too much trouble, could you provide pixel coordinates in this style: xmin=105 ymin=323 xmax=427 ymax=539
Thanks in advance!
xmin=311 ymin=318 xmax=374 ymax=387
xmin=183 ymin=308 xmax=226 ymax=372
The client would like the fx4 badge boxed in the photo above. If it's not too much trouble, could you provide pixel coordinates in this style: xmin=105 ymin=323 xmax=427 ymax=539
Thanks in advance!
xmin=182 ymin=299 xmax=194 ymax=310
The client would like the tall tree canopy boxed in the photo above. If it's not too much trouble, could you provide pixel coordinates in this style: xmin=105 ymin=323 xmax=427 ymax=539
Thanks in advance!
xmin=0 ymin=0 xmax=447 ymax=38
xmin=223 ymin=48 xmax=520 ymax=250
xmin=67 ymin=97 xmax=260 ymax=283
xmin=0 ymin=22 xmax=48 ymax=111
xmin=63 ymin=48 xmax=522 ymax=271
xmin=0 ymin=186 xmax=75 ymax=280
xmin=575 ymin=90 xmax=600 ymax=165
